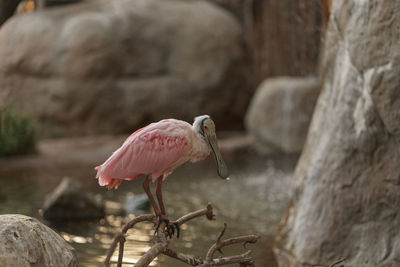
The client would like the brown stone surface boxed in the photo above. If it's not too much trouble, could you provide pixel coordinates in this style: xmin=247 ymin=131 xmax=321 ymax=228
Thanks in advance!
xmin=245 ymin=76 xmax=320 ymax=154
xmin=42 ymin=177 xmax=104 ymax=221
xmin=0 ymin=0 xmax=251 ymax=136
xmin=274 ymin=0 xmax=400 ymax=266
xmin=0 ymin=214 xmax=78 ymax=266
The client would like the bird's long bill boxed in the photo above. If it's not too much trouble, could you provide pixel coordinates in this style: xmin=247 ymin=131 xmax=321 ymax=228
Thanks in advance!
xmin=207 ymin=133 xmax=229 ymax=179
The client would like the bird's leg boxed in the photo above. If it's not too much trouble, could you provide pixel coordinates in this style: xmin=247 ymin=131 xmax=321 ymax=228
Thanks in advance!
xmin=155 ymin=176 xmax=180 ymax=238
xmin=156 ymin=176 xmax=166 ymax=216
xmin=142 ymin=176 xmax=161 ymax=216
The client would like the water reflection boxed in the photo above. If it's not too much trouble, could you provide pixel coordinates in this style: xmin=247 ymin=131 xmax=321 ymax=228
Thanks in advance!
xmin=61 ymin=233 xmax=93 ymax=244
xmin=0 ymin=151 xmax=297 ymax=266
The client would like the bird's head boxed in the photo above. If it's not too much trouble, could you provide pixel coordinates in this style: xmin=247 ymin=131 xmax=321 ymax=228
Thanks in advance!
xmin=193 ymin=115 xmax=229 ymax=180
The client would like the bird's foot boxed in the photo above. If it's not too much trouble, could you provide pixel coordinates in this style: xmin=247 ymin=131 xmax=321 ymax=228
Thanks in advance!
xmin=155 ymin=214 xmax=180 ymax=238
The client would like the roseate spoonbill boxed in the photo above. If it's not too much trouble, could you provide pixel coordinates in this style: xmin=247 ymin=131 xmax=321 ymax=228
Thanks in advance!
xmin=95 ymin=115 xmax=229 ymax=236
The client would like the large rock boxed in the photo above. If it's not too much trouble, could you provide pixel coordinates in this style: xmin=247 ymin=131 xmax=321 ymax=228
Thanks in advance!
xmin=0 ymin=0 xmax=251 ymax=136
xmin=274 ymin=0 xmax=400 ymax=266
xmin=42 ymin=177 xmax=104 ymax=221
xmin=0 ymin=214 xmax=78 ymax=266
xmin=245 ymin=76 xmax=320 ymax=154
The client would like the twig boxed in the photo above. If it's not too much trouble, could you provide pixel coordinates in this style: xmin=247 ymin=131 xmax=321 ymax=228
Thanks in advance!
xmin=104 ymin=214 xmax=155 ymax=267
xmin=122 ymin=214 xmax=156 ymax=233
xmin=134 ymin=242 xmax=168 ymax=267
xmin=175 ymin=203 xmax=215 ymax=226
xmin=216 ymin=223 xmax=227 ymax=244
xmin=105 ymin=204 xmax=259 ymax=267
xmin=163 ymin=248 xmax=203 ymax=266
xmin=117 ymin=234 xmax=126 ymax=267
xmin=104 ymin=233 xmax=124 ymax=267
xmin=134 ymin=205 xmax=216 ymax=267
xmin=205 ymin=224 xmax=259 ymax=262
xmin=199 ymin=251 xmax=254 ymax=267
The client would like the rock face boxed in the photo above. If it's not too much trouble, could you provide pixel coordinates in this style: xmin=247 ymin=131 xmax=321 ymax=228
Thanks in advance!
xmin=245 ymin=76 xmax=320 ymax=154
xmin=0 ymin=0 xmax=251 ymax=136
xmin=274 ymin=1 xmax=400 ymax=266
xmin=42 ymin=177 xmax=104 ymax=221
xmin=0 ymin=214 xmax=78 ymax=266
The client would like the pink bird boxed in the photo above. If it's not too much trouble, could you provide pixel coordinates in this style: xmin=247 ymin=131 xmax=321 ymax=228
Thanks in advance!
xmin=95 ymin=115 xmax=229 ymax=236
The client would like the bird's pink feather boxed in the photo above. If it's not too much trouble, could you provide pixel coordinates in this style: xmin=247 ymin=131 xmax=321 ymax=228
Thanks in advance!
xmin=95 ymin=119 xmax=193 ymax=189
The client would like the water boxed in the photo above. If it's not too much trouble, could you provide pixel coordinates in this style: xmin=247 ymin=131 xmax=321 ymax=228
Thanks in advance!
xmin=0 ymin=139 xmax=297 ymax=267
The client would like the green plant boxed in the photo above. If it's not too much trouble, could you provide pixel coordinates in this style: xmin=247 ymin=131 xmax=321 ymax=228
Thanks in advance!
xmin=0 ymin=108 xmax=36 ymax=156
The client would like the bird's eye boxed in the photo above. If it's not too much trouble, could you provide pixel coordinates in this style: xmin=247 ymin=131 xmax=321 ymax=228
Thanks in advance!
xmin=204 ymin=126 xmax=208 ymax=130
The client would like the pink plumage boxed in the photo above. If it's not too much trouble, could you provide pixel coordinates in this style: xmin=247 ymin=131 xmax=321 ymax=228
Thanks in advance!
xmin=95 ymin=116 xmax=228 ymax=238
xmin=95 ymin=118 xmax=211 ymax=189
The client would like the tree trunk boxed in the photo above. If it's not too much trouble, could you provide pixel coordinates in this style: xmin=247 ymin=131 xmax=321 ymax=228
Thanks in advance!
xmin=0 ymin=0 xmax=22 ymax=27
xmin=251 ymin=0 xmax=323 ymax=81
xmin=209 ymin=0 xmax=324 ymax=83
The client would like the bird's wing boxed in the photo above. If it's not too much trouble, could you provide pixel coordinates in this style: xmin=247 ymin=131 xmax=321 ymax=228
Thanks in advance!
xmin=129 ymin=131 xmax=190 ymax=180
xmin=97 ymin=125 xmax=191 ymax=181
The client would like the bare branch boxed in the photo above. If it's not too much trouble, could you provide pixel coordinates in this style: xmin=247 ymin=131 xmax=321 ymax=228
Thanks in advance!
xmin=134 ymin=242 xmax=168 ymax=267
xmin=199 ymin=251 xmax=254 ymax=267
xmin=117 ymin=234 xmax=126 ymax=267
xmin=205 ymin=223 xmax=259 ymax=261
xmin=175 ymin=203 xmax=215 ymax=226
xmin=104 ymin=214 xmax=155 ymax=267
xmin=133 ymin=220 xmax=169 ymax=267
xmin=122 ymin=214 xmax=156 ymax=233
xmin=163 ymin=248 xmax=203 ymax=266
xmin=105 ymin=204 xmax=259 ymax=267
xmin=216 ymin=223 xmax=227 ymax=243
xmin=104 ymin=233 xmax=125 ymax=267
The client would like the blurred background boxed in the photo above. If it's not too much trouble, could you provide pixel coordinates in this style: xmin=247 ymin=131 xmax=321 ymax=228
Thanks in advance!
xmin=0 ymin=0 xmax=328 ymax=266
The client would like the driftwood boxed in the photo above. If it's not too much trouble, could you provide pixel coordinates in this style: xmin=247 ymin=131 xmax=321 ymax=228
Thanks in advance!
xmin=104 ymin=203 xmax=259 ymax=267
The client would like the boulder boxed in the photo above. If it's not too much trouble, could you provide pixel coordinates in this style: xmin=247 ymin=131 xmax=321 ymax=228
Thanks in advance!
xmin=42 ymin=177 xmax=104 ymax=221
xmin=0 ymin=214 xmax=78 ymax=266
xmin=0 ymin=0 xmax=251 ymax=136
xmin=245 ymin=76 xmax=320 ymax=154
xmin=274 ymin=0 xmax=400 ymax=266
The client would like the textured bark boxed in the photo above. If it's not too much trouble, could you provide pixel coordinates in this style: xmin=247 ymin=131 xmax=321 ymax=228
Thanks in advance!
xmin=209 ymin=0 xmax=324 ymax=82
xmin=274 ymin=0 xmax=400 ymax=266
xmin=252 ymin=0 xmax=323 ymax=80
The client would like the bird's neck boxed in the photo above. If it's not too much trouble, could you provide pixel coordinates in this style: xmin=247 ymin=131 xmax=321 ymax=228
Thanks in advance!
xmin=190 ymin=132 xmax=210 ymax=162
